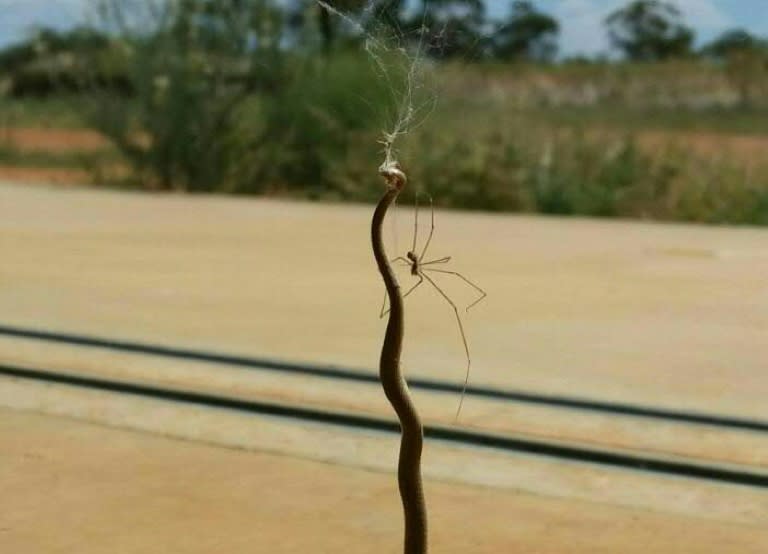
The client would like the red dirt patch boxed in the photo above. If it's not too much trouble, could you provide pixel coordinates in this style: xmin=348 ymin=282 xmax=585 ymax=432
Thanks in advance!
xmin=637 ymin=130 xmax=768 ymax=167
xmin=0 ymin=166 xmax=90 ymax=185
xmin=0 ymin=127 xmax=108 ymax=152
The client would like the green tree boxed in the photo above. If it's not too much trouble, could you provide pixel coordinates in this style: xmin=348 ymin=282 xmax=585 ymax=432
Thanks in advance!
xmin=0 ymin=27 xmax=118 ymax=96
xmin=700 ymin=29 xmax=768 ymax=108
xmin=285 ymin=0 xmax=403 ymax=54
xmin=491 ymin=1 xmax=559 ymax=62
xmin=0 ymin=27 xmax=109 ymax=73
xmin=90 ymin=0 xmax=288 ymax=191
xmin=314 ymin=0 xmax=369 ymax=53
xmin=370 ymin=0 xmax=407 ymax=34
xmin=410 ymin=0 xmax=486 ymax=59
xmin=605 ymin=0 xmax=693 ymax=61
xmin=701 ymin=29 xmax=768 ymax=59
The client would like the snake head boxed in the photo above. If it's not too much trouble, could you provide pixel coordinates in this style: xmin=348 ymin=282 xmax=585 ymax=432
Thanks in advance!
xmin=378 ymin=161 xmax=407 ymax=192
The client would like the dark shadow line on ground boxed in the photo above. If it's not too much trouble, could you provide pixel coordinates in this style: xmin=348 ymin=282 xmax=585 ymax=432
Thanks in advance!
xmin=1 ymin=323 xmax=767 ymax=433
xmin=2 ymin=362 xmax=768 ymax=489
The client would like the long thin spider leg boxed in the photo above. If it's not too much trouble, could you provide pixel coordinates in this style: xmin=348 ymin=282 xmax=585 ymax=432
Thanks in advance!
xmin=418 ymin=194 xmax=435 ymax=262
xmin=421 ymin=272 xmax=471 ymax=421
xmin=422 ymin=268 xmax=487 ymax=311
xmin=392 ymin=256 xmax=410 ymax=266
xmin=380 ymin=276 xmax=424 ymax=317
xmin=379 ymin=289 xmax=389 ymax=319
xmin=421 ymin=256 xmax=451 ymax=266
xmin=403 ymin=276 xmax=424 ymax=300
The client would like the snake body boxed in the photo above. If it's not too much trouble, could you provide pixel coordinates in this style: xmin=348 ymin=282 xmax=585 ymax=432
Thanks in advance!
xmin=371 ymin=166 xmax=428 ymax=554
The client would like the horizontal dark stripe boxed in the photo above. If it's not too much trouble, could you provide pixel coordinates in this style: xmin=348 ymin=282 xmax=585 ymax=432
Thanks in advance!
xmin=2 ymin=363 xmax=767 ymax=489
xmin=1 ymin=323 xmax=766 ymax=432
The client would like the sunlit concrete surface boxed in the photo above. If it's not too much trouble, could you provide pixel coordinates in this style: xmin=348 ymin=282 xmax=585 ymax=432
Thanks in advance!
xmin=2 ymin=408 xmax=768 ymax=554
xmin=3 ymin=378 xmax=767 ymax=526
xmin=2 ymin=334 xmax=767 ymax=469
xmin=1 ymin=181 xmax=766 ymax=418
xmin=2 ymin=181 xmax=768 ymax=551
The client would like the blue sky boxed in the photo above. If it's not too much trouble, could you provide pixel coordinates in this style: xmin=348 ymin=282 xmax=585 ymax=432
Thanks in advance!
xmin=1 ymin=0 xmax=768 ymax=56
xmin=528 ymin=0 xmax=768 ymax=56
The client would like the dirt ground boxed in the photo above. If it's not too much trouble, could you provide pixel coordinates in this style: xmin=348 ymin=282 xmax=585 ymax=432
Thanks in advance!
xmin=3 ymin=333 xmax=767 ymax=470
xmin=2 ymin=408 xmax=767 ymax=554
xmin=0 ymin=127 xmax=108 ymax=152
xmin=0 ymin=166 xmax=90 ymax=185
xmin=636 ymin=129 xmax=768 ymax=168
xmin=0 ymin=127 xmax=104 ymax=185
xmin=1 ymin=181 xmax=767 ymax=552
xmin=1 ymin=181 xmax=766 ymax=417
xmin=1 ymin=125 xmax=767 ymax=185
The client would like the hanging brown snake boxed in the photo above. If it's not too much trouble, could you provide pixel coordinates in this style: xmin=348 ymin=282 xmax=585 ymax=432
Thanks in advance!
xmin=371 ymin=162 xmax=428 ymax=554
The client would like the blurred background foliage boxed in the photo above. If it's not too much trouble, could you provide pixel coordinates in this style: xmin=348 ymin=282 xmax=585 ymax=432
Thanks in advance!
xmin=0 ymin=0 xmax=767 ymax=224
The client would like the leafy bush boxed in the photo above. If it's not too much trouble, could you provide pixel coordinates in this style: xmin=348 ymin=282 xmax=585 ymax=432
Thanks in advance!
xmin=245 ymin=52 xmax=401 ymax=197
xmin=85 ymin=0 xmax=290 ymax=191
xmin=48 ymin=2 xmax=766 ymax=226
xmin=398 ymin=108 xmax=768 ymax=225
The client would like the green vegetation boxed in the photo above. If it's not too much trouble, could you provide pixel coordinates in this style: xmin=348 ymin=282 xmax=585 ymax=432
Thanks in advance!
xmin=515 ymin=106 xmax=768 ymax=136
xmin=0 ymin=0 xmax=767 ymax=225
xmin=0 ymin=143 xmax=117 ymax=169
xmin=490 ymin=1 xmax=559 ymax=62
xmin=0 ymin=96 xmax=91 ymax=128
xmin=400 ymin=107 xmax=768 ymax=225
xmin=605 ymin=0 xmax=694 ymax=61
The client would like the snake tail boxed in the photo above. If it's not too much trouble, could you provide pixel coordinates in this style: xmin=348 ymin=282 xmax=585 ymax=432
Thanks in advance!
xmin=371 ymin=171 xmax=428 ymax=554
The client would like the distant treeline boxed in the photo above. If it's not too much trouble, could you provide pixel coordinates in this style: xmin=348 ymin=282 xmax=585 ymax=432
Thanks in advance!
xmin=2 ymin=0 xmax=768 ymax=96
xmin=0 ymin=0 xmax=766 ymax=226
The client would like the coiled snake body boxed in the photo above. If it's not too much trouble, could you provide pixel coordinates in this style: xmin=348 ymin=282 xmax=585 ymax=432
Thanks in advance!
xmin=371 ymin=165 xmax=428 ymax=554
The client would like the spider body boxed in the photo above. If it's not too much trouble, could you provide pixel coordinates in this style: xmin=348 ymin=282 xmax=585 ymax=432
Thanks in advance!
xmin=406 ymin=251 xmax=419 ymax=276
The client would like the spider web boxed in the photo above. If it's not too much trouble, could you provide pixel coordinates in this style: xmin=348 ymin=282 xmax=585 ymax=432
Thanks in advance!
xmin=312 ymin=0 xmax=448 ymax=272
xmin=314 ymin=1 xmax=437 ymax=175
xmin=316 ymin=1 xmax=486 ymax=422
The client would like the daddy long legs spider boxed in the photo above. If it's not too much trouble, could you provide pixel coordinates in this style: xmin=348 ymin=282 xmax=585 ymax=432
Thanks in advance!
xmin=380 ymin=194 xmax=487 ymax=419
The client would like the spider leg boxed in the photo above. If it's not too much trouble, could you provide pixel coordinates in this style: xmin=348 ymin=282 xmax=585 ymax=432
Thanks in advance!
xmin=422 ymin=268 xmax=487 ymax=311
xmin=421 ymin=256 xmax=451 ymax=266
xmin=379 ymin=289 xmax=388 ymax=319
xmin=418 ymin=194 xmax=435 ymax=263
xmin=380 ymin=276 xmax=424 ymax=317
xmin=391 ymin=256 xmax=410 ymax=266
xmin=403 ymin=276 xmax=424 ymax=301
xmin=421 ymin=272 xmax=471 ymax=421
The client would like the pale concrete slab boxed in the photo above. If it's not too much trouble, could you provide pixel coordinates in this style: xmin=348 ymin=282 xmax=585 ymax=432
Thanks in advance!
xmin=2 ymin=335 xmax=767 ymax=469
xmin=1 ymin=181 xmax=766 ymax=421
xmin=2 ymin=379 xmax=767 ymax=526
xmin=2 ymin=408 xmax=767 ymax=554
